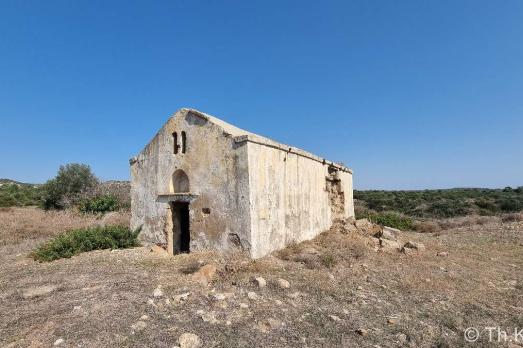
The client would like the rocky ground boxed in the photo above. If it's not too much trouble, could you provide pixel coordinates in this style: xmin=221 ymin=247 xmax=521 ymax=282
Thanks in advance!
xmin=0 ymin=207 xmax=522 ymax=347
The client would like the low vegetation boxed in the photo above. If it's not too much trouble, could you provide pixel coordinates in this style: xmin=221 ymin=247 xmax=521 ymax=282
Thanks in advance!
xmin=359 ymin=211 xmax=414 ymax=230
xmin=78 ymin=194 xmax=119 ymax=214
xmin=32 ymin=225 xmax=140 ymax=262
xmin=41 ymin=163 xmax=99 ymax=209
xmin=355 ymin=187 xmax=523 ymax=219
xmin=0 ymin=164 xmax=130 ymax=212
xmin=0 ymin=180 xmax=42 ymax=207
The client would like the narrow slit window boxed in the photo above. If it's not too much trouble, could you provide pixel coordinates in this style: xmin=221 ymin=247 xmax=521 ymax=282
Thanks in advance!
xmin=173 ymin=132 xmax=178 ymax=154
xmin=181 ymin=131 xmax=187 ymax=153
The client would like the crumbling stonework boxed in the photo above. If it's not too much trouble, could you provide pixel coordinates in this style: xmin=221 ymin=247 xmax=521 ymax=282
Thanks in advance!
xmin=130 ymin=108 xmax=354 ymax=258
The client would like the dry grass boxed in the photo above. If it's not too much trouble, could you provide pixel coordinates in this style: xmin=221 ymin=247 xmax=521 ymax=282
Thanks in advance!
xmin=0 ymin=207 xmax=130 ymax=253
xmin=414 ymin=215 xmax=504 ymax=233
xmin=0 ymin=208 xmax=522 ymax=347
xmin=501 ymin=212 xmax=523 ymax=223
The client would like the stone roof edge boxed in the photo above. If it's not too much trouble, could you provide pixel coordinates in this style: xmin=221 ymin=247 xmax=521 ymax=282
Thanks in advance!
xmin=234 ymin=134 xmax=352 ymax=174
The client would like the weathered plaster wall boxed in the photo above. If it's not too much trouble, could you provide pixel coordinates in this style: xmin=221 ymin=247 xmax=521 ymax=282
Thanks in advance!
xmin=130 ymin=109 xmax=252 ymax=253
xmin=339 ymin=171 xmax=355 ymax=218
xmin=245 ymin=139 xmax=354 ymax=258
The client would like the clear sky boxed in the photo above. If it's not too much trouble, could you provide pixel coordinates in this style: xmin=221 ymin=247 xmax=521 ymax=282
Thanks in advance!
xmin=1 ymin=0 xmax=522 ymax=189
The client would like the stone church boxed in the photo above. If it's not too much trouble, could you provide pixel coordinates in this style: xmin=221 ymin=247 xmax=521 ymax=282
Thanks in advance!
xmin=130 ymin=108 xmax=354 ymax=258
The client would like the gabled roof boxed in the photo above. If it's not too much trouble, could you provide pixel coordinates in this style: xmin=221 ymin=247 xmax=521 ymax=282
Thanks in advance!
xmin=183 ymin=108 xmax=352 ymax=173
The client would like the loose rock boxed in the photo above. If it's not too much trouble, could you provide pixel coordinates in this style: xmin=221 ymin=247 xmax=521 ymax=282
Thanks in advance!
xmin=150 ymin=245 xmax=168 ymax=255
xmin=53 ymin=338 xmax=64 ymax=346
xmin=131 ymin=321 xmax=147 ymax=332
xmin=276 ymin=278 xmax=290 ymax=289
xmin=301 ymin=247 xmax=320 ymax=255
xmin=191 ymin=264 xmax=217 ymax=286
xmin=253 ymin=276 xmax=266 ymax=288
xmin=179 ymin=333 xmax=201 ymax=348
xmin=21 ymin=285 xmax=57 ymax=299
xmin=153 ymin=286 xmax=163 ymax=297
xmin=247 ymin=291 xmax=258 ymax=300
xmin=403 ymin=241 xmax=426 ymax=252
xmin=174 ymin=292 xmax=191 ymax=303
xmin=258 ymin=318 xmax=282 ymax=332
xmin=329 ymin=315 xmax=342 ymax=322
xmin=200 ymin=311 xmax=218 ymax=324
xmin=379 ymin=238 xmax=401 ymax=251
xmin=356 ymin=328 xmax=368 ymax=336
xmin=212 ymin=293 xmax=226 ymax=301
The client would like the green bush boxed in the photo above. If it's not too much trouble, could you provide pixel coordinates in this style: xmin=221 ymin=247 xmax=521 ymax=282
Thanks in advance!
xmin=78 ymin=195 xmax=119 ymax=214
xmin=42 ymin=163 xmax=98 ymax=209
xmin=500 ymin=199 xmax=521 ymax=212
xmin=370 ymin=212 xmax=414 ymax=230
xmin=32 ymin=225 xmax=140 ymax=262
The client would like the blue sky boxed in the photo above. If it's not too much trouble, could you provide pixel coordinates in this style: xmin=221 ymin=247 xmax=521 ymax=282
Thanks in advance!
xmin=1 ymin=0 xmax=521 ymax=189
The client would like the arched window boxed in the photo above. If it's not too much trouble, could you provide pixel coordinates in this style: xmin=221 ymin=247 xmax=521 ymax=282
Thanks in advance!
xmin=181 ymin=131 xmax=187 ymax=153
xmin=171 ymin=169 xmax=189 ymax=193
xmin=173 ymin=132 xmax=178 ymax=154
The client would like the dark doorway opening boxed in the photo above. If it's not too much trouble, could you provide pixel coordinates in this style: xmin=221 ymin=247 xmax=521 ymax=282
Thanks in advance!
xmin=171 ymin=202 xmax=190 ymax=253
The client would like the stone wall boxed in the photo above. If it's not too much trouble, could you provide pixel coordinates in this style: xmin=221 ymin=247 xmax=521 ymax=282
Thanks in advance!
xmin=244 ymin=137 xmax=354 ymax=258
xmin=130 ymin=109 xmax=252 ymax=253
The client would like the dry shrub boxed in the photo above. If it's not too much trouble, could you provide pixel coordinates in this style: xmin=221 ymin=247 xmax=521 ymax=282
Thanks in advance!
xmin=437 ymin=215 xmax=501 ymax=230
xmin=501 ymin=213 xmax=523 ymax=223
xmin=438 ymin=216 xmax=475 ymax=230
xmin=100 ymin=211 xmax=131 ymax=227
xmin=413 ymin=220 xmax=440 ymax=233
xmin=275 ymin=241 xmax=301 ymax=261
xmin=180 ymin=261 xmax=203 ymax=274
xmin=475 ymin=216 xmax=498 ymax=225
xmin=275 ymin=222 xmax=371 ymax=269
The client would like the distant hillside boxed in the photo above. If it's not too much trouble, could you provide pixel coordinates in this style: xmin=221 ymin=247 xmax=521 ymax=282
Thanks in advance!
xmin=0 ymin=179 xmax=42 ymax=207
xmin=0 ymin=179 xmax=131 ymax=208
xmin=355 ymin=187 xmax=523 ymax=219
xmin=0 ymin=179 xmax=40 ymax=187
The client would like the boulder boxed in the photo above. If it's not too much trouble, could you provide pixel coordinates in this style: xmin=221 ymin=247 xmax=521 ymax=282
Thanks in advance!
xmin=355 ymin=218 xmax=372 ymax=230
xmin=379 ymin=238 xmax=401 ymax=252
xmin=376 ymin=226 xmax=401 ymax=241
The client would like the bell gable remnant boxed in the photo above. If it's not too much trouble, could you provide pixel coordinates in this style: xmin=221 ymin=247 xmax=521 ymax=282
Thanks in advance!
xmin=130 ymin=108 xmax=354 ymax=258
